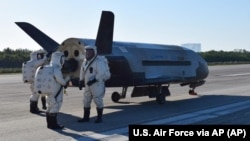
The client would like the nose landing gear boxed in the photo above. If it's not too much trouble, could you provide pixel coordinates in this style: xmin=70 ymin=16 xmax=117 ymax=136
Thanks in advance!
xmin=189 ymin=88 xmax=197 ymax=95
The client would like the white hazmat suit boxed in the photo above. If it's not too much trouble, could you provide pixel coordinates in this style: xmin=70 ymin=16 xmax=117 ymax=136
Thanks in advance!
xmin=35 ymin=51 xmax=70 ymax=129
xmin=78 ymin=45 xmax=111 ymax=123
xmin=22 ymin=49 xmax=48 ymax=113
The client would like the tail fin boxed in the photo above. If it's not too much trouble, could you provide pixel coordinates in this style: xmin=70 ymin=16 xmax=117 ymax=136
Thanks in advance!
xmin=95 ymin=11 xmax=114 ymax=55
xmin=15 ymin=22 xmax=59 ymax=53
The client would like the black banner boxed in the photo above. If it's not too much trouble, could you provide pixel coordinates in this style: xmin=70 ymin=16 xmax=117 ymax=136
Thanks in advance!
xmin=129 ymin=125 xmax=250 ymax=140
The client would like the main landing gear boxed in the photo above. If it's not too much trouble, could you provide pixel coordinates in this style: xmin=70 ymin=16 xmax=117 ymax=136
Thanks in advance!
xmin=155 ymin=85 xmax=169 ymax=104
xmin=111 ymin=85 xmax=170 ymax=104
xmin=111 ymin=87 xmax=127 ymax=103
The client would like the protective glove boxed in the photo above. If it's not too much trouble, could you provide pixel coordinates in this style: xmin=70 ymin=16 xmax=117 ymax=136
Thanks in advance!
xmin=79 ymin=80 xmax=84 ymax=90
xmin=87 ymin=77 xmax=97 ymax=86
xmin=64 ymin=76 xmax=70 ymax=89
xmin=64 ymin=81 xmax=69 ymax=89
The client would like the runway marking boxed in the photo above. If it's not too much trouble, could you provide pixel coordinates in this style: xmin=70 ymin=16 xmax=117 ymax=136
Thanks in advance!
xmin=218 ymin=73 xmax=250 ymax=77
xmin=75 ymin=100 xmax=250 ymax=141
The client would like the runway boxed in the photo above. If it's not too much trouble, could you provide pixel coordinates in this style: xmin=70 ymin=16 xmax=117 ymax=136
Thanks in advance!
xmin=1 ymin=64 xmax=250 ymax=141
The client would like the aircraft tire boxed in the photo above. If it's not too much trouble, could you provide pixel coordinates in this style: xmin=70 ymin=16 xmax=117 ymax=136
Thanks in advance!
xmin=156 ymin=94 xmax=165 ymax=104
xmin=111 ymin=92 xmax=120 ymax=102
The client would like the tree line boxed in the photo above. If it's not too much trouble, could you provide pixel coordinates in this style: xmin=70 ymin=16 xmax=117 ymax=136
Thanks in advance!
xmin=0 ymin=47 xmax=250 ymax=73
xmin=0 ymin=48 xmax=31 ymax=73
xmin=199 ymin=49 xmax=250 ymax=64
xmin=0 ymin=48 xmax=31 ymax=68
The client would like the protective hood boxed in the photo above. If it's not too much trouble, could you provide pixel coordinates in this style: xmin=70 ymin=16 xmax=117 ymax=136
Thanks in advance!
xmin=85 ymin=45 xmax=97 ymax=62
xmin=30 ymin=49 xmax=46 ymax=60
xmin=85 ymin=45 xmax=97 ymax=54
xmin=50 ymin=51 xmax=65 ymax=68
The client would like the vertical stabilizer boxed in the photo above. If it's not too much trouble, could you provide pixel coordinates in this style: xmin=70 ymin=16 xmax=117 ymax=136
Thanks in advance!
xmin=95 ymin=11 xmax=114 ymax=55
xmin=15 ymin=22 xmax=59 ymax=53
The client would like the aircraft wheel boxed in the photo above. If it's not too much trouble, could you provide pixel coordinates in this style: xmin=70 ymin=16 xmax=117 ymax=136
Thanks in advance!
xmin=189 ymin=89 xmax=197 ymax=95
xmin=156 ymin=94 xmax=165 ymax=104
xmin=111 ymin=92 xmax=120 ymax=103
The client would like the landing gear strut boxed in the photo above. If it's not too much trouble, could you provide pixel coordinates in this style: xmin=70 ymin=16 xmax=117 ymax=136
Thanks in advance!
xmin=111 ymin=87 xmax=127 ymax=102
xmin=155 ymin=84 xmax=168 ymax=104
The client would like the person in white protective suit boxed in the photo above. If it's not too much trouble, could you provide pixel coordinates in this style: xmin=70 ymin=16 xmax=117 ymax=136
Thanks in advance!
xmin=22 ymin=49 xmax=48 ymax=114
xmin=43 ymin=51 xmax=70 ymax=129
xmin=78 ymin=45 xmax=111 ymax=123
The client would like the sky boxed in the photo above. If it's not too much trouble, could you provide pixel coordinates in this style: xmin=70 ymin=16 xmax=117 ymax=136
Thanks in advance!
xmin=0 ymin=0 xmax=249 ymax=52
